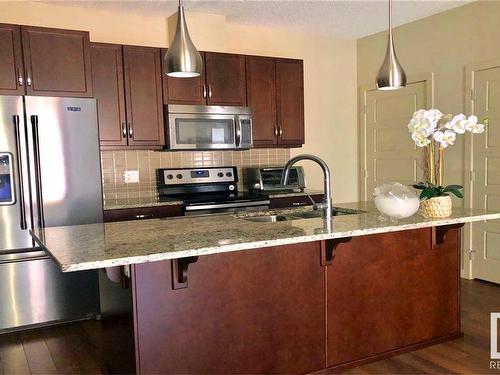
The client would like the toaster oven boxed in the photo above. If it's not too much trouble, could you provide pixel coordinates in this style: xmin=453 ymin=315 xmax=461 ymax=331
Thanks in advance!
xmin=245 ymin=166 xmax=306 ymax=192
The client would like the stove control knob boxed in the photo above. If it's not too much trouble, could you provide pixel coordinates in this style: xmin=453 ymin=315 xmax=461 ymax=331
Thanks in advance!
xmin=229 ymin=184 xmax=235 ymax=191
xmin=217 ymin=172 xmax=224 ymax=177
xmin=166 ymin=174 xmax=173 ymax=180
xmin=226 ymin=172 xmax=232 ymax=177
xmin=176 ymin=174 xmax=183 ymax=179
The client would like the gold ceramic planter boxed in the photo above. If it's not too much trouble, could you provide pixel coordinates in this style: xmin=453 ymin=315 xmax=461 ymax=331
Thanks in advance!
xmin=420 ymin=195 xmax=452 ymax=218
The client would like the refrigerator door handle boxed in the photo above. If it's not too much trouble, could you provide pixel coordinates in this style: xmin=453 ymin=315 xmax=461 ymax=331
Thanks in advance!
xmin=30 ymin=115 xmax=45 ymax=228
xmin=13 ymin=115 xmax=27 ymax=230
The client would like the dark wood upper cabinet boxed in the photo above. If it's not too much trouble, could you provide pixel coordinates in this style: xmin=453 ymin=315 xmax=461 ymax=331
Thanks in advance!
xmin=21 ymin=26 xmax=92 ymax=97
xmin=161 ymin=48 xmax=206 ymax=105
xmin=205 ymin=52 xmax=246 ymax=106
xmin=276 ymin=58 xmax=305 ymax=146
xmin=246 ymin=56 xmax=277 ymax=147
xmin=123 ymin=46 xmax=164 ymax=147
xmin=0 ymin=24 xmax=24 ymax=95
xmin=90 ymin=43 xmax=127 ymax=148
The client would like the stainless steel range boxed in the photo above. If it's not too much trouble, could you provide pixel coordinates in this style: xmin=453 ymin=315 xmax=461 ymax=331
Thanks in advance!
xmin=157 ymin=167 xmax=270 ymax=215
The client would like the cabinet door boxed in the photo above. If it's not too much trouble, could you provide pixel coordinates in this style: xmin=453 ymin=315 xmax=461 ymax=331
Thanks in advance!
xmin=21 ymin=26 xmax=92 ymax=97
xmin=134 ymin=242 xmax=325 ymax=374
xmin=123 ymin=46 xmax=164 ymax=148
xmin=90 ymin=43 xmax=127 ymax=148
xmin=205 ymin=52 xmax=246 ymax=106
xmin=161 ymin=48 xmax=206 ymax=105
xmin=0 ymin=24 xmax=24 ymax=95
xmin=276 ymin=58 xmax=304 ymax=146
xmin=246 ymin=56 xmax=277 ymax=147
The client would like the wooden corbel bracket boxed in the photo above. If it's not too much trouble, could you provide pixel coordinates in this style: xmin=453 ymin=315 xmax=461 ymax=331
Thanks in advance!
xmin=321 ymin=237 xmax=352 ymax=266
xmin=171 ymin=256 xmax=199 ymax=290
xmin=431 ymin=223 xmax=464 ymax=250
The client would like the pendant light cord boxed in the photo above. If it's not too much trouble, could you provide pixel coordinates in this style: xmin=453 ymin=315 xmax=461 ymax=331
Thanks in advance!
xmin=389 ymin=0 xmax=393 ymax=36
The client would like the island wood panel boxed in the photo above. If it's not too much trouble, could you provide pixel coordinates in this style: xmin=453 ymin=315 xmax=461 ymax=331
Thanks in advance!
xmin=103 ymin=205 xmax=183 ymax=222
xmin=276 ymin=58 xmax=304 ymax=146
xmin=161 ymin=48 xmax=206 ymax=105
xmin=205 ymin=52 xmax=247 ymax=106
xmin=325 ymin=227 xmax=461 ymax=369
xmin=0 ymin=23 xmax=24 ymax=95
xmin=246 ymin=55 xmax=277 ymax=147
xmin=90 ymin=43 xmax=127 ymax=147
xmin=123 ymin=46 xmax=164 ymax=148
xmin=132 ymin=242 xmax=325 ymax=374
xmin=21 ymin=26 xmax=93 ymax=97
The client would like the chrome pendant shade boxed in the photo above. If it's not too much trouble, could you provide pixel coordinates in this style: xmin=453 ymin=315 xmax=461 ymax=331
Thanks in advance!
xmin=165 ymin=0 xmax=203 ymax=78
xmin=376 ymin=0 xmax=407 ymax=90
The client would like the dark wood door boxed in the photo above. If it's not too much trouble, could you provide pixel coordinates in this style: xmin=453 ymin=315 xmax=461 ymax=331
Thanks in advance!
xmin=276 ymin=58 xmax=304 ymax=146
xmin=326 ymin=228 xmax=460 ymax=368
xmin=205 ymin=52 xmax=246 ymax=106
xmin=21 ymin=26 xmax=92 ymax=97
xmin=123 ymin=46 xmax=164 ymax=148
xmin=133 ymin=242 xmax=325 ymax=374
xmin=161 ymin=48 xmax=206 ymax=105
xmin=0 ymin=24 xmax=24 ymax=95
xmin=246 ymin=56 xmax=277 ymax=147
xmin=90 ymin=43 xmax=127 ymax=148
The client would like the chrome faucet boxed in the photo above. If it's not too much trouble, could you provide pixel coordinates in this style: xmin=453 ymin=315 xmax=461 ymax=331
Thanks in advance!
xmin=281 ymin=154 xmax=333 ymax=221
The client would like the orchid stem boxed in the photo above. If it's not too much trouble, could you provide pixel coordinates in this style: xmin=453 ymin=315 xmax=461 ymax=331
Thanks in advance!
xmin=438 ymin=145 xmax=444 ymax=186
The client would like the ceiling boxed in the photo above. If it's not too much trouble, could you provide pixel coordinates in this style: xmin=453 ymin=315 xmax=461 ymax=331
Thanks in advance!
xmin=49 ymin=0 xmax=473 ymax=38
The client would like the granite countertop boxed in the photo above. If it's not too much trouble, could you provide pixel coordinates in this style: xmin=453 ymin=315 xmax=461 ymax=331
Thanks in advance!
xmin=31 ymin=201 xmax=500 ymax=273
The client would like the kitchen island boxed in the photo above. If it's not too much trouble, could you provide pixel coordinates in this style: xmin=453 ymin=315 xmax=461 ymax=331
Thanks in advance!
xmin=30 ymin=202 xmax=500 ymax=374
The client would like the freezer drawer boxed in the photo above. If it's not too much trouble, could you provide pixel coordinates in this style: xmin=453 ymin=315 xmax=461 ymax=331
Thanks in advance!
xmin=0 ymin=257 xmax=99 ymax=332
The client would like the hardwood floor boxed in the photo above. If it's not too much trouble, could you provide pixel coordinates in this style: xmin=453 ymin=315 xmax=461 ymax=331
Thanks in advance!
xmin=0 ymin=279 xmax=498 ymax=374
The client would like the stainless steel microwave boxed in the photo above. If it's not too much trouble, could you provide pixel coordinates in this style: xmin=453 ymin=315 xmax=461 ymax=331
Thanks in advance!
xmin=167 ymin=105 xmax=253 ymax=150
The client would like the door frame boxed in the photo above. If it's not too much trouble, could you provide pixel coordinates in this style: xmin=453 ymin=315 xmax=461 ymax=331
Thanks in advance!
xmin=463 ymin=59 xmax=500 ymax=280
xmin=357 ymin=73 xmax=434 ymax=201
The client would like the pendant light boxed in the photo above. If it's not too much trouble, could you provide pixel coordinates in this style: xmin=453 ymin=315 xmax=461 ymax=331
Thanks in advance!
xmin=376 ymin=0 xmax=407 ymax=90
xmin=164 ymin=0 xmax=203 ymax=78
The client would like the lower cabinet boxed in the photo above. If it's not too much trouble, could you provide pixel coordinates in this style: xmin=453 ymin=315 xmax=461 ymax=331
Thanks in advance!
xmin=99 ymin=226 xmax=461 ymax=374
xmin=133 ymin=242 xmax=325 ymax=374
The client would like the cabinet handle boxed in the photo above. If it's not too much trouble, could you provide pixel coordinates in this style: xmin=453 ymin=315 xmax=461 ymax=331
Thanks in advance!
xmin=17 ymin=68 xmax=24 ymax=86
xmin=134 ymin=214 xmax=148 ymax=219
xmin=25 ymin=70 xmax=32 ymax=87
xmin=208 ymin=84 xmax=212 ymax=98
xmin=203 ymin=85 xmax=207 ymax=99
xmin=128 ymin=123 xmax=133 ymax=138
xmin=122 ymin=122 xmax=127 ymax=138
xmin=278 ymin=126 xmax=283 ymax=137
xmin=274 ymin=126 xmax=279 ymax=137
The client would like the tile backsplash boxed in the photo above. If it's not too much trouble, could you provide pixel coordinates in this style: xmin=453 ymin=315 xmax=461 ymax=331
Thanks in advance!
xmin=101 ymin=149 xmax=291 ymax=203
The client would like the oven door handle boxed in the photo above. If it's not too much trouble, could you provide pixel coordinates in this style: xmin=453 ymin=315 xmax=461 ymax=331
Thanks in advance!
xmin=234 ymin=116 xmax=242 ymax=148
xmin=185 ymin=200 xmax=271 ymax=211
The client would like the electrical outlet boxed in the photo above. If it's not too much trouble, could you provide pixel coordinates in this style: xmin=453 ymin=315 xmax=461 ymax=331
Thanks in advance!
xmin=124 ymin=170 xmax=139 ymax=183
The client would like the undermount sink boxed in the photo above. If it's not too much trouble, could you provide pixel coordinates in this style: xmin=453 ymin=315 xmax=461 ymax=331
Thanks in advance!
xmin=243 ymin=207 xmax=364 ymax=223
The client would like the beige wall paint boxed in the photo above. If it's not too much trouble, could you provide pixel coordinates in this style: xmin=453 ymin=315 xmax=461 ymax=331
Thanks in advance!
xmin=0 ymin=1 xmax=358 ymax=202
xmin=357 ymin=1 xmax=500 ymax=199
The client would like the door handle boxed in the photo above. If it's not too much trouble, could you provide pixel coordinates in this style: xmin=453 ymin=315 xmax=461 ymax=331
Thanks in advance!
xmin=235 ymin=117 xmax=242 ymax=147
xmin=25 ymin=70 xmax=32 ymax=87
xmin=30 ymin=115 xmax=45 ymax=228
xmin=13 ymin=115 xmax=27 ymax=230
xmin=17 ymin=68 xmax=24 ymax=86
xmin=122 ymin=122 xmax=127 ymax=138
xmin=128 ymin=123 xmax=133 ymax=138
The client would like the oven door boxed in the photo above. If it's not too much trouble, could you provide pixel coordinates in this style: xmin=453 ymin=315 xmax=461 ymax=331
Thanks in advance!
xmin=168 ymin=113 xmax=237 ymax=150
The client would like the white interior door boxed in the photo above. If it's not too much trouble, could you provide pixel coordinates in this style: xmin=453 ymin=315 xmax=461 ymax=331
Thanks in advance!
xmin=359 ymin=76 xmax=432 ymax=200
xmin=469 ymin=63 xmax=500 ymax=284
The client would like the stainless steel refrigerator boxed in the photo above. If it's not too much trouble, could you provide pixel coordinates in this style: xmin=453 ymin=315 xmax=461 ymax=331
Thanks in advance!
xmin=0 ymin=96 xmax=102 ymax=332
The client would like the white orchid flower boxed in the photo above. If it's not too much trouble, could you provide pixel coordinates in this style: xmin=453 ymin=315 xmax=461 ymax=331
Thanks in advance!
xmin=408 ymin=109 xmax=442 ymax=136
xmin=411 ymin=130 xmax=431 ymax=147
xmin=444 ymin=114 xmax=467 ymax=134
xmin=464 ymin=115 xmax=485 ymax=134
xmin=433 ymin=129 xmax=456 ymax=148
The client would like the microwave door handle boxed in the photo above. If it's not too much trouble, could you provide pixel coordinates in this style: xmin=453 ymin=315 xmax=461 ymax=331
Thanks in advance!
xmin=30 ymin=115 xmax=45 ymax=229
xmin=13 ymin=115 xmax=27 ymax=229
xmin=235 ymin=117 xmax=242 ymax=147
